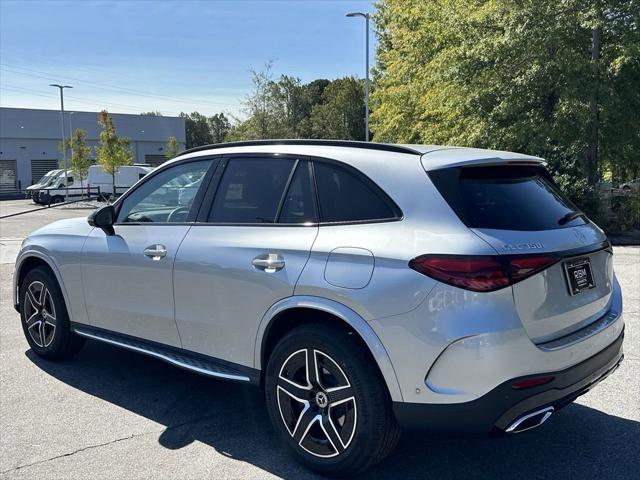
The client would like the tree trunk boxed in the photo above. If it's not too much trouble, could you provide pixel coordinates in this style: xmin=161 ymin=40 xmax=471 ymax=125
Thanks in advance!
xmin=586 ymin=27 xmax=601 ymax=186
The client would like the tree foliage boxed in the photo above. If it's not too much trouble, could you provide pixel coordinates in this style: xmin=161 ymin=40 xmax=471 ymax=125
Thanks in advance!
xmin=372 ymin=0 xmax=640 ymax=186
xmin=310 ymin=77 xmax=365 ymax=140
xmin=96 ymin=110 xmax=133 ymax=193
xmin=165 ymin=136 xmax=181 ymax=160
xmin=180 ymin=111 xmax=231 ymax=148
xmin=228 ymin=63 xmax=365 ymax=141
xmin=68 ymin=128 xmax=92 ymax=191
xmin=209 ymin=113 xmax=231 ymax=144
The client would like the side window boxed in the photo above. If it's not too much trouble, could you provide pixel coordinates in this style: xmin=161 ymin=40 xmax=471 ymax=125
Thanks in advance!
xmin=116 ymin=160 xmax=212 ymax=223
xmin=314 ymin=162 xmax=398 ymax=223
xmin=209 ymin=157 xmax=295 ymax=223
xmin=278 ymin=161 xmax=317 ymax=224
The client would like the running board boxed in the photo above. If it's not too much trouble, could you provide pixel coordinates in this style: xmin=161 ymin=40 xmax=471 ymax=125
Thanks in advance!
xmin=73 ymin=326 xmax=252 ymax=383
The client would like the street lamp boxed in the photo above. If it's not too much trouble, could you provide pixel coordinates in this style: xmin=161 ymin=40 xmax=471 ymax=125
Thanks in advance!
xmin=49 ymin=84 xmax=73 ymax=201
xmin=346 ymin=12 xmax=370 ymax=141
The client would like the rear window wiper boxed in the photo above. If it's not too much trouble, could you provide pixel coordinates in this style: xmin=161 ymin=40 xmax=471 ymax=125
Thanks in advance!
xmin=558 ymin=210 xmax=585 ymax=225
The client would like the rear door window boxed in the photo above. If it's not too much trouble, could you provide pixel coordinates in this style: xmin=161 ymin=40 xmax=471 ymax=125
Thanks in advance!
xmin=313 ymin=162 xmax=399 ymax=223
xmin=429 ymin=165 xmax=585 ymax=231
xmin=209 ymin=157 xmax=296 ymax=224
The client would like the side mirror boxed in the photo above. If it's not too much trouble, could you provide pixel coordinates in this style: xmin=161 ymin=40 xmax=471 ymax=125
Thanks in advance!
xmin=88 ymin=205 xmax=116 ymax=235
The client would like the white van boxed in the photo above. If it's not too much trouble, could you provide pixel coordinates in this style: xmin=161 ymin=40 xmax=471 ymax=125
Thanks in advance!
xmin=26 ymin=169 xmax=63 ymax=199
xmin=86 ymin=164 xmax=153 ymax=199
xmin=36 ymin=170 xmax=81 ymax=204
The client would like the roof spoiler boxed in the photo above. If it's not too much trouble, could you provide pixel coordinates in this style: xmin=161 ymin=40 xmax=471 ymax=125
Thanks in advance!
xmin=421 ymin=149 xmax=546 ymax=172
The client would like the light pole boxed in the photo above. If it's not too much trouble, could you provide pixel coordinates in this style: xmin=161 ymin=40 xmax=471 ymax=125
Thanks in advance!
xmin=49 ymin=84 xmax=73 ymax=201
xmin=346 ymin=12 xmax=370 ymax=141
xmin=68 ymin=111 xmax=75 ymax=165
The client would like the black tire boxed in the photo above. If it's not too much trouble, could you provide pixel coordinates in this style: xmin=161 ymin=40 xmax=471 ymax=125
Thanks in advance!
xmin=265 ymin=323 xmax=401 ymax=476
xmin=51 ymin=196 xmax=64 ymax=204
xmin=19 ymin=266 xmax=85 ymax=360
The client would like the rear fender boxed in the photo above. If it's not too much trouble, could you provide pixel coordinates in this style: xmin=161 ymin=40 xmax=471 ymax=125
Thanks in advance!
xmin=254 ymin=295 xmax=404 ymax=402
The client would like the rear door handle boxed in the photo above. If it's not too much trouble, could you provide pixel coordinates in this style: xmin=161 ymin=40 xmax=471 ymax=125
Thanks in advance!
xmin=143 ymin=244 xmax=167 ymax=260
xmin=252 ymin=253 xmax=285 ymax=272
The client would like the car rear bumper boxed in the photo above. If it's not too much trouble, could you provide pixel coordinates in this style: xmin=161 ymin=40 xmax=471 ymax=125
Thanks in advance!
xmin=392 ymin=328 xmax=624 ymax=433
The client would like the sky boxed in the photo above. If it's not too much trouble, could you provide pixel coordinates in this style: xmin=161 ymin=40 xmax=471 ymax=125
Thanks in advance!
xmin=0 ymin=0 xmax=376 ymax=119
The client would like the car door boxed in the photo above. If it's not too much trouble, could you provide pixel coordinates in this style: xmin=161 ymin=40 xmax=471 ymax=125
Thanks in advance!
xmin=173 ymin=156 xmax=318 ymax=366
xmin=81 ymin=158 xmax=216 ymax=346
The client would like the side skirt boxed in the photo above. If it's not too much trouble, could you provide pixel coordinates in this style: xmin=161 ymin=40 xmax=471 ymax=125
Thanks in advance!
xmin=70 ymin=323 xmax=260 ymax=385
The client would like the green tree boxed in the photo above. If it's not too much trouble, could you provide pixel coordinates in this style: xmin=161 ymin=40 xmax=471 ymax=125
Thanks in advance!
xmin=95 ymin=110 xmax=133 ymax=197
xmin=372 ymin=0 xmax=640 ymax=191
xmin=310 ymin=77 xmax=365 ymax=140
xmin=228 ymin=65 xmax=339 ymax=141
xmin=208 ymin=113 xmax=231 ymax=143
xmin=180 ymin=111 xmax=213 ymax=148
xmin=140 ymin=111 xmax=163 ymax=116
xmin=68 ymin=128 xmax=92 ymax=195
xmin=165 ymin=136 xmax=181 ymax=159
xmin=228 ymin=62 xmax=284 ymax=140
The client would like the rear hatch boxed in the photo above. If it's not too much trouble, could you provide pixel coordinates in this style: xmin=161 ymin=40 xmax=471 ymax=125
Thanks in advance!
xmin=427 ymin=162 xmax=613 ymax=344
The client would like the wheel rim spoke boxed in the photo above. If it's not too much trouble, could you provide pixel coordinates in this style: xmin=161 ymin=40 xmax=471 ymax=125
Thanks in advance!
xmin=26 ymin=286 xmax=41 ymax=311
xmin=26 ymin=311 xmax=40 ymax=328
xmin=293 ymin=408 xmax=320 ymax=443
xmin=38 ymin=321 xmax=46 ymax=347
xmin=27 ymin=319 xmax=44 ymax=347
xmin=321 ymin=414 xmax=346 ymax=453
xmin=307 ymin=349 xmax=321 ymax=387
xmin=278 ymin=377 xmax=311 ymax=400
xmin=326 ymin=385 xmax=355 ymax=406
xmin=37 ymin=284 xmax=46 ymax=305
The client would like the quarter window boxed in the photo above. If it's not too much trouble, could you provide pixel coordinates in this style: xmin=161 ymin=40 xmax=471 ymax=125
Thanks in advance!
xmin=116 ymin=160 xmax=212 ymax=223
xmin=209 ymin=157 xmax=296 ymax=224
xmin=278 ymin=161 xmax=317 ymax=224
xmin=314 ymin=162 xmax=398 ymax=223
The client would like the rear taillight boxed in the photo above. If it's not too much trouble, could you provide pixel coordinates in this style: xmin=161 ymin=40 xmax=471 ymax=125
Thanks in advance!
xmin=409 ymin=254 xmax=558 ymax=292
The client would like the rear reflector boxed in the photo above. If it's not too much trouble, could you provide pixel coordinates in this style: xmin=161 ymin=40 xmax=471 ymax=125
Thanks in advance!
xmin=409 ymin=254 xmax=558 ymax=292
xmin=511 ymin=376 xmax=555 ymax=390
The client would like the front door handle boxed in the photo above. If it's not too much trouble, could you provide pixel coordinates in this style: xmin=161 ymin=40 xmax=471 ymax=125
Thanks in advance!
xmin=252 ymin=253 xmax=285 ymax=272
xmin=143 ymin=244 xmax=167 ymax=261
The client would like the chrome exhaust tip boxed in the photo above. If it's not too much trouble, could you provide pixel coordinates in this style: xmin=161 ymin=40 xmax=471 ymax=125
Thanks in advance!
xmin=506 ymin=406 xmax=554 ymax=434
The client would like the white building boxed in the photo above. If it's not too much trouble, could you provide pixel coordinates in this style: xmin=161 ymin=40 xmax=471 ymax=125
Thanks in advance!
xmin=0 ymin=107 xmax=185 ymax=191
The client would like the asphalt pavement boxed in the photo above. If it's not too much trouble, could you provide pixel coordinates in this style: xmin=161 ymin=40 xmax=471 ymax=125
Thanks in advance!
xmin=1 ymin=200 xmax=638 ymax=479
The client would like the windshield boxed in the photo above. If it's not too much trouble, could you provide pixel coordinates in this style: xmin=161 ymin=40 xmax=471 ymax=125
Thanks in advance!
xmin=37 ymin=174 xmax=53 ymax=184
xmin=429 ymin=165 xmax=586 ymax=231
xmin=42 ymin=172 xmax=65 ymax=187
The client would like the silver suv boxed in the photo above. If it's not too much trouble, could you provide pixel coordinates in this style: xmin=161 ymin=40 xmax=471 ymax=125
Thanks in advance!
xmin=13 ymin=140 xmax=624 ymax=475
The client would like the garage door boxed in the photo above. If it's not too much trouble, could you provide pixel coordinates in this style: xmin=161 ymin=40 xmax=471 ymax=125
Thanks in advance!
xmin=0 ymin=160 xmax=17 ymax=191
xmin=31 ymin=159 xmax=59 ymax=185
xmin=144 ymin=155 xmax=167 ymax=167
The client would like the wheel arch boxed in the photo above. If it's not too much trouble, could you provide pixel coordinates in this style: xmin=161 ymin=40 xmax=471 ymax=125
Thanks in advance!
xmin=255 ymin=296 xmax=403 ymax=402
xmin=13 ymin=252 xmax=71 ymax=315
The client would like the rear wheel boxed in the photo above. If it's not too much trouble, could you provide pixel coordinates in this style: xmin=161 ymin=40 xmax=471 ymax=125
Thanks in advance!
xmin=265 ymin=324 xmax=400 ymax=476
xmin=19 ymin=267 xmax=85 ymax=359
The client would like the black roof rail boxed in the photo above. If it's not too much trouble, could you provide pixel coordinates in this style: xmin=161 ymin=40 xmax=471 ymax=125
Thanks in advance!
xmin=178 ymin=139 xmax=422 ymax=157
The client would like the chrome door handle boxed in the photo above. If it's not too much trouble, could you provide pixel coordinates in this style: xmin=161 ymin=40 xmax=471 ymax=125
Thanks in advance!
xmin=252 ymin=253 xmax=285 ymax=272
xmin=143 ymin=244 xmax=167 ymax=260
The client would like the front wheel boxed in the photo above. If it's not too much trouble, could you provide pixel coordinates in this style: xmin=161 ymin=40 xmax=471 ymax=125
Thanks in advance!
xmin=20 ymin=267 xmax=85 ymax=359
xmin=265 ymin=324 xmax=400 ymax=476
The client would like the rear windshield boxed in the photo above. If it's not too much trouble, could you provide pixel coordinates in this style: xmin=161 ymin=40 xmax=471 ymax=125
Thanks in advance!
xmin=429 ymin=165 xmax=585 ymax=231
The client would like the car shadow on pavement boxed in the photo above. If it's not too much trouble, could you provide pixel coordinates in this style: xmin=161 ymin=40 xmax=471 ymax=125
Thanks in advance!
xmin=27 ymin=340 xmax=640 ymax=480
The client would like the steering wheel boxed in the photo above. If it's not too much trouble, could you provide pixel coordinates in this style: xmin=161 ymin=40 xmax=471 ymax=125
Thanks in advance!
xmin=166 ymin=206 xmax=190 ymax=223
